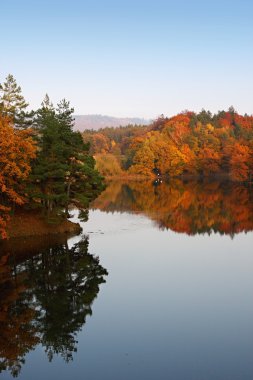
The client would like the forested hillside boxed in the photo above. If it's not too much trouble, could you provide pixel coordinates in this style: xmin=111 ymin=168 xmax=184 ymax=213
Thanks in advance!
xmin=83 ymin=109 xmax=253 ymax=181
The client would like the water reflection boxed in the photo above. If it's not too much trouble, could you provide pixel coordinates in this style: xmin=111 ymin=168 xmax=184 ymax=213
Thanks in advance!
xmin=91 ymin=179 xmax=253 ymax=236
xmin=0 ymin=235 xmax=108 ymax=377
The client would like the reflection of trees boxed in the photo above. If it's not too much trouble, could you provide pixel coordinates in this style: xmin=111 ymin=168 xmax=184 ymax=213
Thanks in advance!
xmin=92 ymin=180 xmax=253 ymax=236
xmin=0 ymin=253 xmax=40 ymax=377
xmin=0 ymin=237 xmax=108 ymax=377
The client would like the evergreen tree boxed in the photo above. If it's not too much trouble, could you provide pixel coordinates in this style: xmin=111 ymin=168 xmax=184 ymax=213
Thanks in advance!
xmin=31 ymin=96 xmax=69 ymax=211
xmin=30 ymin=96 xmax=104 ymax=215
xmin=0 ymin=74 xmax=34 ymax=128
xmin=56 ymin=98 xmax=74 ymax=128
xmin=41 ymin=93 xmax=54 ymax=111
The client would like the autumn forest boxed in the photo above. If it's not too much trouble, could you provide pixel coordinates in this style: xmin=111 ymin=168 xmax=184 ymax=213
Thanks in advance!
xmin=84 ymin=108 xmax=253 ymax=181
xmin=1 ymin=74 xmax=253 ymax=240
xmin=0 ymin=74 xmax=104 ymax=239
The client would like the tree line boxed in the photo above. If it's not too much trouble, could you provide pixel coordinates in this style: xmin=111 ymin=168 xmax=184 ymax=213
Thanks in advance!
xmin=83 ymin=108 xmax=253 ymax=181
xmin=0 ymin=74 xmax=104 ymax=239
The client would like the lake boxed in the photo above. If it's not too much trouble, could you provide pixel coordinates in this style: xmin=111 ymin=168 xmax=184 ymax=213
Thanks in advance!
xmin=0 ymin=179 xmax=253 ymax=380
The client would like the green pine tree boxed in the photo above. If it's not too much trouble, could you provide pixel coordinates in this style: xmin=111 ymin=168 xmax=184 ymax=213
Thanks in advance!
xmin=0 ymin=74 xmax=34 ymax=128
xmin=30 ymin=95 xmax=104 ymax=216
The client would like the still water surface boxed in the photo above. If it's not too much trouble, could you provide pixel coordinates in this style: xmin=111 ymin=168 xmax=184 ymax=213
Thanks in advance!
xmin=1 ymin=180 xmax=253 ymax=379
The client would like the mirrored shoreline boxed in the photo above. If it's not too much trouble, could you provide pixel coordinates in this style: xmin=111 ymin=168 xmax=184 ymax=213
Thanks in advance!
xmin=91 ymin=179 xmax=253 ymax=236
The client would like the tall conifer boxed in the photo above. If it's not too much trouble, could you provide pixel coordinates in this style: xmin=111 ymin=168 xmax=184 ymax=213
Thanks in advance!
xmin=0 ymin=74 xmax=34 ymax=128
xmin=31 ymin=96 xmax=104 ymax=214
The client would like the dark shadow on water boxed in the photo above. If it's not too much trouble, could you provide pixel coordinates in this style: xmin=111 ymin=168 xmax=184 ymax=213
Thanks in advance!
xmin=0 ymin=235 xmax=108 ymax=377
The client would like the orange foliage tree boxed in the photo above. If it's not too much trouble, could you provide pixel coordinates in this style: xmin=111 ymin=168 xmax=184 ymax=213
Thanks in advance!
xmin=0 ymin=116 xmax=36 ymax=238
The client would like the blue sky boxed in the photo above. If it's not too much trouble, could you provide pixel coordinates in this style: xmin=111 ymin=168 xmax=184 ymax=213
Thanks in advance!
xmin=1 ymin=0 xmax=253 ymax=118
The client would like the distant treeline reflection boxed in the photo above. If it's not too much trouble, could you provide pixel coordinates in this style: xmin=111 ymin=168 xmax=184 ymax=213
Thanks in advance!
xmin=0 ymin=236 xmax=108 ymax=377
xmin=91 ymin=180 xmax=253 ymax=236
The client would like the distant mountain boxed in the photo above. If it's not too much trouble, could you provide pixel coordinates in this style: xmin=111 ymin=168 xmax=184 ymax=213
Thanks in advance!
xmin=74 ymin=114 xmax=151 ymax=131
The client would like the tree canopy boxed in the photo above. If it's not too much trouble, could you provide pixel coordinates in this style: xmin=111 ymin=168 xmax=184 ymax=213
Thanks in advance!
xmin=83 ymin=109 xmax=253 ymax=181
xmin=0 ymin=74 xmax=104 ymax=239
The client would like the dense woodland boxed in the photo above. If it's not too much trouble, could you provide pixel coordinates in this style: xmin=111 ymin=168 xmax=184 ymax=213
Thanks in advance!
xmin=0 ymin=74 xmax=104 ymax=239
xmin=1 ymin=74 xmax=253 ymax=239
xmin=83 ymin=109 xmax=253 ymax=181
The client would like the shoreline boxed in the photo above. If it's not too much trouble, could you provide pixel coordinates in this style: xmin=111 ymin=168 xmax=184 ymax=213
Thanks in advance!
xmin=5 ymin=210 xmax=82 ymax=240
xmin=2 ymin=174 xmax=251 ymax=241
xmin=103 ymin=172 xmax=252 ymax=183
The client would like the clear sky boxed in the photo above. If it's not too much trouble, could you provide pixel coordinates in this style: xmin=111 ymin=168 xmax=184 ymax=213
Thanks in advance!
xmin=1 ymin=0 xmax=253 ymax=118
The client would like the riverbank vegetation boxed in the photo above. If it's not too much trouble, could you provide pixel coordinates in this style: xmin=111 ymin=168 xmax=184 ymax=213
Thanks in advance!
xmin=0 ymin=74 xmax=104 ymax=239
xmin=1 ymin=74 xmax=253 ymax=238
xmin=83 ymin=109 xmax=253 ymax=181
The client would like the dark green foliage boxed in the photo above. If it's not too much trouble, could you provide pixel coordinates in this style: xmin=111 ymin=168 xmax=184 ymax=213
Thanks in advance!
xmin=30 ymin=95 xmax=104 ymax=214
xmin=233 ymin=122 xmax=243 ymax=138
xmin=196 ymin=109 xmax=213 ymax=125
